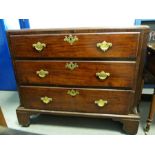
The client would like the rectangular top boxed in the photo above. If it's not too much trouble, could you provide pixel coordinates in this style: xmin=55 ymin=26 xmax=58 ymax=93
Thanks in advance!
xmin=7 ymin=26 xmax=150 ymax=35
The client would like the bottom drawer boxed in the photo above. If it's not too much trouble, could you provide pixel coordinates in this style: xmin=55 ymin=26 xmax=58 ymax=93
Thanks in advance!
xmin=19 ymin=86 xmax=134 ymax=115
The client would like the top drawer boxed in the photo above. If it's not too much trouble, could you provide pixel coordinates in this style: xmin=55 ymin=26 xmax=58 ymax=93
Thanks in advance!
xmin=9 ymin=32 xmax=140 ymax=59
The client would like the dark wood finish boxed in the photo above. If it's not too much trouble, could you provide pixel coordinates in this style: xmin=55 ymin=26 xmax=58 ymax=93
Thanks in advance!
xmin=16 ymin=106 xmax=140 ymax=134
xmin=16 ymin=109 xmax=31 ymax=127
xmin=16 ymin=106 xmax=140 ymax=119
xmin=122 ymin=119 xmax=139 ymax=134
xmin=7 ymin=27 xmax=149 ymax=35
xmin=19 ymin=86 xmax=134 ymax=115
xmin=10 ymin=33 xmax=139 ymax=59
xmin=0 ymin=107 xmax=7 ymax=127
xmin=112 ymin=117 xmax=139 ymax=134
xmin=131 ymin=29 xmax=149 ymax=113
xmin=146 ymin=45 xmax=155 ymax=76
xmin=144 ymin=44 xmax=155 ymax=134
xmin=7 ymin=27 xmax=150 ymax=134
xmin=15 ymin=61 xmax=136 ymax=88
xmin=144 ymin=44 xmax=155 ymax=85
xmin=145 ymin=93 xmax=155 ymax=133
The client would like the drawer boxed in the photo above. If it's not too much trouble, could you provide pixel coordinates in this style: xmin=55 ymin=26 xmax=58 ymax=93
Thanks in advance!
xmin=15 ymin=61 xmax=136 ymax=89
xmin=19 ymin=86 xmax=134 ymax=115
xmin=9 ymin=32 xmax=139 ymax=59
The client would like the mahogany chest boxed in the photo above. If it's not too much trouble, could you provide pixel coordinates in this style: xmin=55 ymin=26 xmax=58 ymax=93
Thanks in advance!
xmin=7 ymin=27 xmax=149 ymax=134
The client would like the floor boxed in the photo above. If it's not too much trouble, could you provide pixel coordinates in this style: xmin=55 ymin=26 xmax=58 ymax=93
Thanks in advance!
xmin=0 ymin=90 xmax=155 ymax=135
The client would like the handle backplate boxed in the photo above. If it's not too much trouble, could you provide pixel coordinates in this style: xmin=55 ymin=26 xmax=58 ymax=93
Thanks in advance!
xmin=32 ymin=42 xmax=46 ymax=52
xmin=96 ymin=71 xmax=110 ymax=80
xmin=41 ymin=96 xmax=52 ymax=104
xmin=36 ymin=69 xmax=49 ymax=78
xmin=97 ymin=41 xmax=112 ymax=52
xmin=95 ymin=99 xmax=108 ymax=107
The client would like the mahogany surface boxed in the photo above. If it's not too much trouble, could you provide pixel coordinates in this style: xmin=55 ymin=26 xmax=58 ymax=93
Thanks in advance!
xmin=19 ymin=86 xmax=134 ymax=115
xmin=7 ymin=27 xmax=150 ymax=134
xmin=9 ymin=32 xmax=139 ymax=59
xmin=15 ymin=61 xmax=136 ymax=88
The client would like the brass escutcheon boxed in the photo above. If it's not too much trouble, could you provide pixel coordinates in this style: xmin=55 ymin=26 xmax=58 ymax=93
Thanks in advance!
xmin=65 ymin=62 xmax=78 ymax=71
xmin=67 ymin=89 xmax=79 ymax=97
xmin=64 ymin=34 xmax=78 ymax=45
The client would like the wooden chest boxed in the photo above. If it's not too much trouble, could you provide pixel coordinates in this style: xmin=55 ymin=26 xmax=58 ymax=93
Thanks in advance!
xmin=7 ymin=27 xmax=149 ymax=134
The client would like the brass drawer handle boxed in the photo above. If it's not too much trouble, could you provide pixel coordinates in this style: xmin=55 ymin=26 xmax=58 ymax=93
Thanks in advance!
xmin=41 ymin=96 xmax=52 ymax=104
xmin=95 ymin=99 xmax=108 ymax=107
xmin=65 ymin=62 xmax=78 ymax=71
xmin=32 ymin=42 xmax=46 ymax=52
xmin=97 ymin=41 xmax=112 ymax=52
xmin=64 ymin=34 xmax=78 ymax=45
xmin=36 ymin=69 xmax=49 ymax=78
xmin=96 ymin=71 xmax=110 ymax=80
xmin=67 ymin=89 xmax=79 ymax=97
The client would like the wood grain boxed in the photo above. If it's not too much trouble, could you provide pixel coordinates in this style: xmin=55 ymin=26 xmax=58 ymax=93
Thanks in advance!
xmin=19 ymin=86 xmax=134 ymax=115
xmin=7 ymin=27 xmax=150 ymax=134
xmin=10 ymin=33 xmax=139 ymax=59
xmin=15 ymin=60 xmax=136 ymax=88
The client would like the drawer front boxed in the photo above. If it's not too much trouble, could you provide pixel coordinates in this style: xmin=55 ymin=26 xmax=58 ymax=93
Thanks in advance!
xmin=15 ymin=61 xmax=136 ymax=88
xmin=10 ymin=33 xmax=139 ymax=59
xmin=19 ymin=86 xmax=134 ymax=115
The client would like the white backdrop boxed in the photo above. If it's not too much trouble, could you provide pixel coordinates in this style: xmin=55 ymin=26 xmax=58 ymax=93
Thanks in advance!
xmin=27 ymin=0 xmax=155 ymax=28
xmin=3 ymin=0 xmax=155 ymax=29
xmin=29 ymin=18 xmax=135 ymax=29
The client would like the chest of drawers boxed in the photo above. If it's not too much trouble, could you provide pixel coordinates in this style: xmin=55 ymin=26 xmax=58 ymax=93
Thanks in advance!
xmin=7 ymin=27 xmax=149 ymax=134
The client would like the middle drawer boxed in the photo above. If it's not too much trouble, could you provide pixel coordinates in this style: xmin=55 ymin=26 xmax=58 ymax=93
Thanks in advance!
xmin=15 ymin=61 xmax=136 ymax=88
